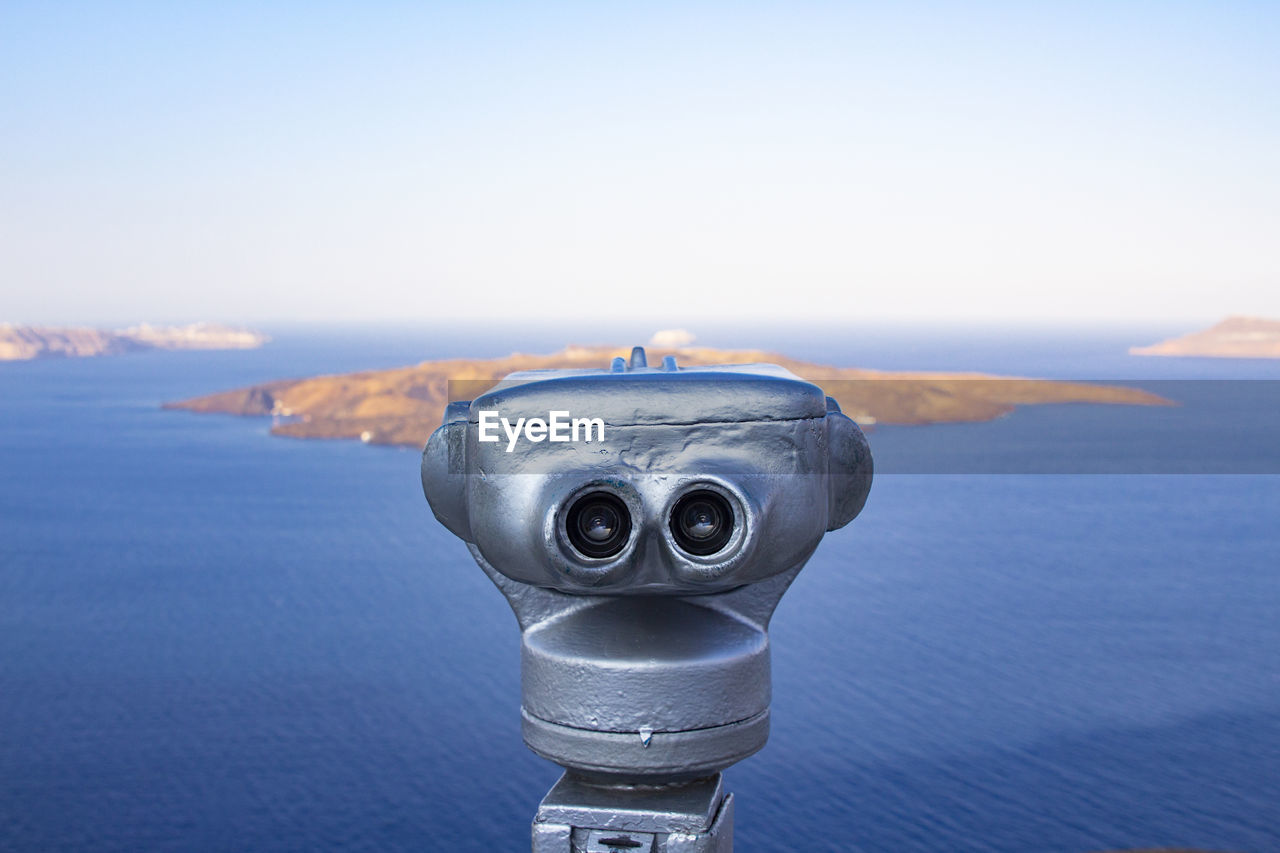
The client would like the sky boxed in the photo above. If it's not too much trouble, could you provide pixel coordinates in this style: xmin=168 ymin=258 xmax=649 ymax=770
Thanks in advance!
xmin=2 ymin=2 xmax=1277 ymax=328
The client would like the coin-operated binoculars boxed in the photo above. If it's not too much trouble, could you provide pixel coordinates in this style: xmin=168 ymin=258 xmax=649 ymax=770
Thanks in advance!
xmin=422 ymin=347 xmax=872 ymax=852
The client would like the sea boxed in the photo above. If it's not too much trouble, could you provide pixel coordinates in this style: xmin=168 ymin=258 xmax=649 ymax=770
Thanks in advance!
xmin=1 ymin=323 xmax=1277 ymax=853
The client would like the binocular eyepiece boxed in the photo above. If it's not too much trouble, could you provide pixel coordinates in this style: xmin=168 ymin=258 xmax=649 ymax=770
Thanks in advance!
xmin=669 ymin=489 xmax=734 ymax=556
xmin=565 ymin=491 xmax=631 ymax=559
xmin=561 ymin=482 xmax=741 ymax=565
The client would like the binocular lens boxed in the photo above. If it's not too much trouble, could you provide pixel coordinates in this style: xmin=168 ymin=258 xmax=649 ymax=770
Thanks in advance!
xmin=566 ymin=492 xmax=631 ymax=559
xmin=670 ymin=490 xmax=734 ymax=556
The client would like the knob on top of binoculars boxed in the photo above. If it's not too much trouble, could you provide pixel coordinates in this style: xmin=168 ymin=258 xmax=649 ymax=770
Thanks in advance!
xmin=421 ymin=347 xmax=872 ymax=595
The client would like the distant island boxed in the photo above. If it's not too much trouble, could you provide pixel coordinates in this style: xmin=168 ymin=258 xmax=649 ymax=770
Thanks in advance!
xmin=1131 ymin=316 xmax=1280 ymax=359
xmin=0 ymin=323 xmax=268 ymax=361
xmin=165 ymin=345 xmax=1170 ymax=447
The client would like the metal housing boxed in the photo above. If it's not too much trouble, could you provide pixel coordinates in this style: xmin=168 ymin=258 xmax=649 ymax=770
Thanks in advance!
xmin=421 ymin=347 xmax=872 ymax=849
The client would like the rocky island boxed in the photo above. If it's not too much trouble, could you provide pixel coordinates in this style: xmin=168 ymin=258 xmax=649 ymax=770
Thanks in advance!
xmin=1131 ymin=316 xmax=1280 ymax=359
xmin=0 ymin=323 xmax=268 ymax=361
xmin=165 ymin=344 xmax=1169 ymax=447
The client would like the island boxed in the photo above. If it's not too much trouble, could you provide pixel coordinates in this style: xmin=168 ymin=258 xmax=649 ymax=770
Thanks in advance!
xmin=1131 ymin=316 xmax=1280 ymax=359
xmin=0 ymin=323 xmax=268 ymax=361
xmin=165 ymin=344 xmax=1169 ymax=447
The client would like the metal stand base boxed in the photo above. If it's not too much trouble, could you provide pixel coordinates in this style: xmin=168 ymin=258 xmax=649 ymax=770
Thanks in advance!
xmin=532 ymin=773 xmax=733 ymax=852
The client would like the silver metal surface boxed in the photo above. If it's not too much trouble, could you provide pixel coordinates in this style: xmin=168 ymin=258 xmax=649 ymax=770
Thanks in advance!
xmin=537 ymin=773 xmax=724 ymax=834
xmin=521 ymin=709 xmax=770 ymax=780
xmin=421 ymin=347 xmax=872 ymax=850
xmin=520 ymin=596 xmax=770 ymax=731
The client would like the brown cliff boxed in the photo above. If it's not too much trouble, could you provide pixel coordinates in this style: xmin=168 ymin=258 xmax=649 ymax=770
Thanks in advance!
xmin=164 ymin=345 xmax=1170 ymax=448
xmin=0 ymin=323 xmax=268 ymax=361
xmin=1131 ymin=316 xmax=1280 ymax=359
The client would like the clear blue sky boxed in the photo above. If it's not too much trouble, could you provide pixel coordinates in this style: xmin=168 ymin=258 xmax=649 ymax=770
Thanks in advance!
xmin=2 ymin=2 xmax=1277 ymax=327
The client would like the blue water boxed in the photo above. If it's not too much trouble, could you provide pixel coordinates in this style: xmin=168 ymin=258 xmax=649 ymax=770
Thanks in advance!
xmin=1 ymin=326 xmax=1278 ymax=852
